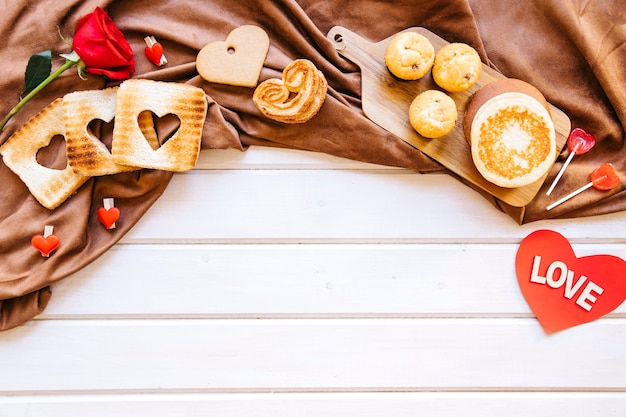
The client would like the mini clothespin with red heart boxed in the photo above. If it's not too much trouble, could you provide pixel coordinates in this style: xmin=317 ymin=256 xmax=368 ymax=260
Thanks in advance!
xmin=144 ymin=35 xmax=168 ymax=66
xmin=31 ymin=225 xmax=60 ymax=257
xmin=97 ymin=198 xmax=120 ymax=229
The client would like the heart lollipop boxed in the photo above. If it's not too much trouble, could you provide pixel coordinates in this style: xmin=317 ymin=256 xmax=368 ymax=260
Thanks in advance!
xmin=547 ymin=163 xmax=620 ymax=210
xmin=590 ymin=162 xmax=621 ymax=190
xmin=546 ymin=128 xmax=596 ymax=195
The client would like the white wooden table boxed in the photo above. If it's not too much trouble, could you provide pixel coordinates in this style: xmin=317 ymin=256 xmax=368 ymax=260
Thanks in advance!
xmin=1 ymin=145 xmax=625 ymax=416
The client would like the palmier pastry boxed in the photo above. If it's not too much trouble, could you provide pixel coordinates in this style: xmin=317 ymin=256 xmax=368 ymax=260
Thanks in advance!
xmin=253 ymin=58 xmax=327 ymax=124
xmin=463 ymin=78 xmax=556 ymax=188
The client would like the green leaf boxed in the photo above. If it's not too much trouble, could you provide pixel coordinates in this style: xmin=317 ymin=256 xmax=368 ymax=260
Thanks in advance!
xmin=21 ymin=50 xmax=52 ymax=97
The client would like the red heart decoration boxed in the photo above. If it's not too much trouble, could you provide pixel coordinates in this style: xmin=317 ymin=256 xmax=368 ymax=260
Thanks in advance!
xmin=97 ymin=207 xmax=120 ymax=229
xmin=31 ymin=234 xmax=60 ymax=257
xmin=145 ymin=42 xmax=164 ymax=66
xmin=516 ymin=230 xmax=626 ymax=333
xmin=567 ymin=127 xmax=595 ymax=155
xmin=591 ymin=162 xmax=620 ymax=190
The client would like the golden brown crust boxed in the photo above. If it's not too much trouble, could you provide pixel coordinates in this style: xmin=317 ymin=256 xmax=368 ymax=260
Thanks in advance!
xmin=432 ymin=43 xmax=482 ymax=93
xmin=196 ymin=25 xmax=270 ymax=87
xmin=63 ymin=87 xmax=153 ymax=176
xmin=253 ymin=59 xmax=327 ymax=124
xmin=408 ymin=90 xmax=457 ymax=138
xmin=0 ymin=99 xmax=89 ymax=209
xmin=464 ymin=79 xmax=556 ymax=188
xmin=463 ymin=78 xmax=550 ymax=143
xmin=384 ymin=32 xmax=435 ymax=80
xmin=111 ymin=79 xmax=208 ymax=172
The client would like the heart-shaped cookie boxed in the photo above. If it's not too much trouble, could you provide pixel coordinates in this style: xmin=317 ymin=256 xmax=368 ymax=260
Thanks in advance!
xmin=196 ymin=25 xmax=270 ymax=87
xmin=516 ymin=229 xmax=626 ymax=333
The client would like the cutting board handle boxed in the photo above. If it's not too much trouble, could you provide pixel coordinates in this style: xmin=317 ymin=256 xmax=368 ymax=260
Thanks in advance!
xmin=328 ymin=26 xmax=391 ymax=75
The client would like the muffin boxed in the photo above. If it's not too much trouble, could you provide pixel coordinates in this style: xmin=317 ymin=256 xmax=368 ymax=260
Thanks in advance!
xmin=408 ymin=90 xmax=457 ymax=138
xmin=463 ymin=78 xmax=556 ymax=188
xmin=432 ymin=43 xmax=482 ymax=93
xmin=384 ymin=31 xmax=435 ymax=80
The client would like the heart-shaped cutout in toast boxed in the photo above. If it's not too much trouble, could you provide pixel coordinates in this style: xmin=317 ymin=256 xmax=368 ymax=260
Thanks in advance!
xmin=196 ymin=25 xmax=270 ymax=87
xmin=36 ymin=134 xmax=68 ymax=170
xmin=0 ymin=98 xmax=89 ymax=210
xmin=111 ymin=79 xmax=207 ymax=172
xmin=137 ymin=111 xmax=181 ymax=150
xmin=64 ymin=87 xmax=144 ymax=176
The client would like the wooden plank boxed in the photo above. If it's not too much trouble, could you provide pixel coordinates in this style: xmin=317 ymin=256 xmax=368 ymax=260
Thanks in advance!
xmin=195 ymin=147 xmax=393 ymax=170
xmin=2 ymin=392 xmax=626 ymax=417
xmin=42 ymin=243 xmax=626 ymax=317
xmin=122 ymin=169 xmax=626 ymax=243
xmin=1 ymin=319 xmax=625 ymax=392
xmin=4 ymin=113 xmax=625 ymax=416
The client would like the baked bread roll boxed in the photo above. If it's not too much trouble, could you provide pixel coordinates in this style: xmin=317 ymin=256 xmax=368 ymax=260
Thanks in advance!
xmin=111 ymin=79 xmax=208 ymax=172
xmin=253 ymin=59 xmax=327 ymax=124
xmin=463 ymin=78 xmax=556 ymax=188
xmin=432 ymin=43 xmax=482 ymax=93
xmin=409 ymin=90 xmax=457 ymax=138
xmin=384 ymin=31 xmax=435 ymax=80
xmin=0 ymin=98 xmax=89 ymax=209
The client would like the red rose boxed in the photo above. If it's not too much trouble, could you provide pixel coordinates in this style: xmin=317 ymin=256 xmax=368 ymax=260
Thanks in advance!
xmin=0 ymin=6 xmax=136 ymax=131
xmin=72 ymin=7 xmax=135 ymax=79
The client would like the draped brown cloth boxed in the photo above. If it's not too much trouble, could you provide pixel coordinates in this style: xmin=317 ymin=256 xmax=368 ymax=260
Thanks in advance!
xmin=0 ymin=0 xmax=625 ymax=330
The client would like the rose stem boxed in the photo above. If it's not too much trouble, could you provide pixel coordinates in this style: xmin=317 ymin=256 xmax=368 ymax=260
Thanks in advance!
xmin=0 ymin=58 xmax=77 ymax=132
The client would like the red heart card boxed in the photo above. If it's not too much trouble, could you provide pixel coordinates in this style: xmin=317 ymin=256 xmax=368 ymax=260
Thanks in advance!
xmin=516 ymin=229 xmax=626 ymax=333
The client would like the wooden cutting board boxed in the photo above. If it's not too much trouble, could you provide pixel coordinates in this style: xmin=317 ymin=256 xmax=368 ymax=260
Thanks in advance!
xmin=326 ymin=26 xmax=571 ymax=207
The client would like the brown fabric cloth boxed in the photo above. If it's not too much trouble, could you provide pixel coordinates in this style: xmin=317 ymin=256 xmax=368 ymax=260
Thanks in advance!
xmin=0 ymin=0 xmax=624 ymax=329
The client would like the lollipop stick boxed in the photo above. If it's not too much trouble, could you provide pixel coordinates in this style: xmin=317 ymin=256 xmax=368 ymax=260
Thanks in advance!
xmin=546 ymin=181 xmax=594 ymax=210
xmin=546 ymin=150 xmax=576 ymax=196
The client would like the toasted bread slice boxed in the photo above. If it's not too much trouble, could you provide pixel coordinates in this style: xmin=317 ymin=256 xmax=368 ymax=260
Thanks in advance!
xmin=0 ymin=98 xmax=89 ymax=209
xmin=63 ymin=87 xmax=160 ymax=176
xmin=111 ymin=79 xmax=208 ymax=172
